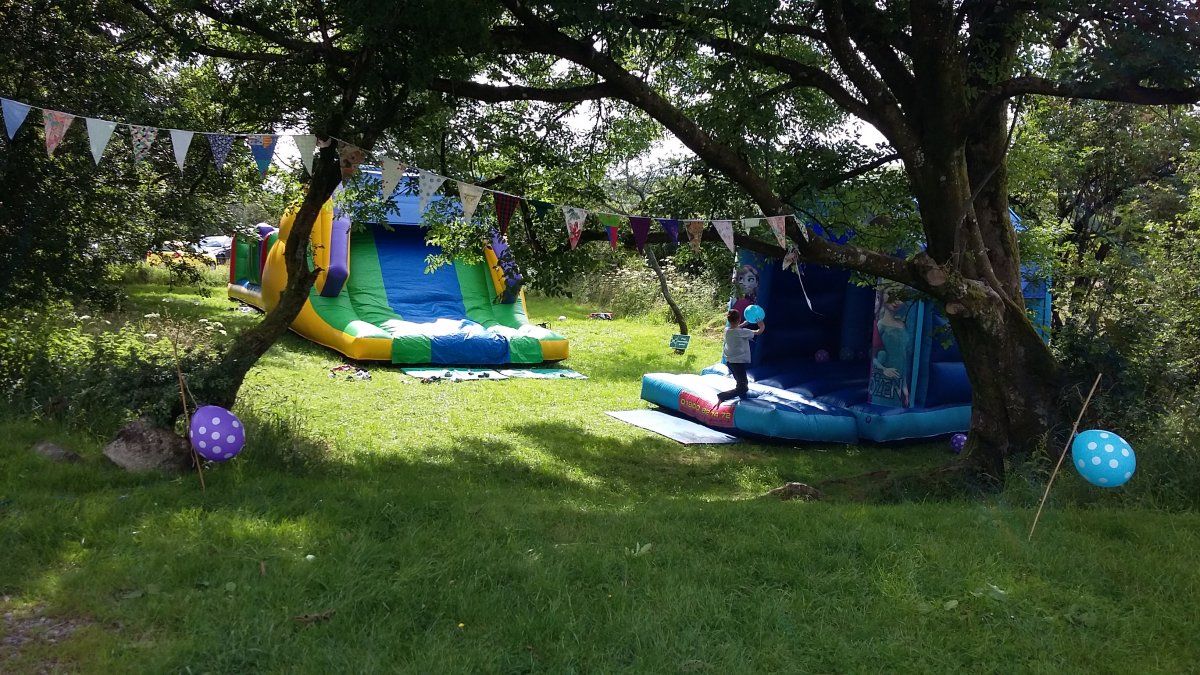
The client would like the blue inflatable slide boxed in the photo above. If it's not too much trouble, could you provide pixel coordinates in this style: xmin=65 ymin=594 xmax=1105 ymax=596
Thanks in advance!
xmin=641 ymin=240 xmax=1050 ymax=444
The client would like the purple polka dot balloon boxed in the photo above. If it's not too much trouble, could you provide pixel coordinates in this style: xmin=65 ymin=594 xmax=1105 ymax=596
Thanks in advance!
xmin=815 ymin=349 xmax=831 ymax=363
xmin=188 ymin=405 xmax=246 ymax=462
xmin=950 ymin=433 xmax=967 ymax=453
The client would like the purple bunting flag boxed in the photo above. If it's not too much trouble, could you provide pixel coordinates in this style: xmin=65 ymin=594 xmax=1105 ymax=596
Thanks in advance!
xmin=630 ymin=216 xmax=652 ymax=252
xmin=657 ymin=218 xmax=680 ymax=243
xmin=208 ymin=133 xmax=235 ymax=171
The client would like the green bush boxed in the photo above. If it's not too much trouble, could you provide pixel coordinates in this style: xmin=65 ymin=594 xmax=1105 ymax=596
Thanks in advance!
xmin=572 ymin=251 xmax=725 ymax=330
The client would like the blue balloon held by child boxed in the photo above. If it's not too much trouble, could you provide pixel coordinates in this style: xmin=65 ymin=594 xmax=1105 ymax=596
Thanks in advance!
xmin=743 ymin=304 xmax=765 ymax=323
xmin=1071 ymin=429 xmax=1135 ymax=487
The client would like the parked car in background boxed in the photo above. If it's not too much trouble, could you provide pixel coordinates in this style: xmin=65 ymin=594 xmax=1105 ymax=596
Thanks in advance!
xmin=199 ymin=235 xmax=233 ymax=264
xmin=146 ymin=241 xmax=217 ymax=268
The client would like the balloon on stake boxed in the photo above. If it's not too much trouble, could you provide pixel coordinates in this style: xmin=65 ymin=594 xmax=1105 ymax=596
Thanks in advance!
xmin=1029 ymin=373 xmax=1104 ymax=540
xmin=188 ymin=405 xmax=246 ymax=462
xmin=1072 ymin=430 xmax=1136 ymax=487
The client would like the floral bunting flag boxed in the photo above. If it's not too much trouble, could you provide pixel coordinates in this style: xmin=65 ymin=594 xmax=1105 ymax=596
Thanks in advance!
xmin=493 ymin=193 xmax=521 ymax=235
xmin=713 ymin=219 xmax=735 ymax=253
xmin=43 ymin=110 xmax=74 ymax=156
xmin=130 ymin=125 xmax=156 ymax=163
xmin=630 ymin=216 xmax=652 ymax=252
xmin=418 ymin=170 xmax=446 ymax=213
xmin=170 ymin=129 xmax=194 ymax=170
xmin=208 ymin=133 xmax=235 ymax=171
xmin=337 ymin=142 xmax=366 ymax=178
xmin=457 ymin=182 xmax=485 ymax=223
xmin=85 ymin=117 xmax=117 ymax=165
xmin=292 ymin=134 xmax=316 ymax=174
xmin=791 ymin=212 xmax=810 ymax=240
xmin=782 ymin=243 xmax=801 ymax=275
xmin=2 ymin=98 xmax=31 ymax=139
xmin=380 ymin=158 xmax=407 ymax=199
xmin=685 ymin=219 xmax=706 ymax=253
xmin=607 ymin=226 xmax=619 ymax=250
xmin=563 ymin=206 xmax=588 ymax=249
xmin=246 ymin=134 xmax=278 ymax=175
xmin=657 ymin=218 xmax=680 ymax=243
xmin=741 ymin=217 xmax=762 ymax=234
xmin=767 ymin=215 xmax=788 ymax=248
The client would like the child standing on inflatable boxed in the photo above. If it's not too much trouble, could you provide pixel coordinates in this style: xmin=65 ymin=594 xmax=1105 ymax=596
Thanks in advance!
xmin=717 ymin=309 xmax=765 ymax=402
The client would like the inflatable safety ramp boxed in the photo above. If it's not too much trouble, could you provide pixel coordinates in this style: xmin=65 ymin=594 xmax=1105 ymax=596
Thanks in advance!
xmin=229 ymin=183 xmax=568 ymax=365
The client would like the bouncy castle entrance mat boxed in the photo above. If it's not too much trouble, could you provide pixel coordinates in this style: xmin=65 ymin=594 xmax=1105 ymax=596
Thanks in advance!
xmin=606 ymin=409 xmax=741 ymax=445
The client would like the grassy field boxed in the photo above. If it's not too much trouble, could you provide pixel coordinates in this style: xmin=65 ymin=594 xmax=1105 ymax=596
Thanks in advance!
xmin=2 ymin=280 xmax=1198 ymax=673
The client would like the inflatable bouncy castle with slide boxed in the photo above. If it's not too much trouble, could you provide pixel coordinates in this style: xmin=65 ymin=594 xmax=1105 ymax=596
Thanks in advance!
xmin=228 ymin=174 xmax=568 ymax=364
xmin=640 ymin=228 xmax=1049 ymax=444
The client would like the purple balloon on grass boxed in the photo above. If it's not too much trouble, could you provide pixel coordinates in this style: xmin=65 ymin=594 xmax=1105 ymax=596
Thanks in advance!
xmin=188 ymin=405 xmax=246 ymax=462
xmin=950 ymin=433 xmax=967 ymax=453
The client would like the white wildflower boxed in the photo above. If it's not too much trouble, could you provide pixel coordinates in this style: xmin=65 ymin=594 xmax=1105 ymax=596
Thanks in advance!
xmin=144 ymin=313 xmax=161 ymax=319
xmin=144 ymin=333 xmax=159 ymax=340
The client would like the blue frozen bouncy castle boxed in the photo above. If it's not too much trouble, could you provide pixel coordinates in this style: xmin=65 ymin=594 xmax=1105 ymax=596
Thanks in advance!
xmin=640 ymin=229 xmax=1050 ymax=443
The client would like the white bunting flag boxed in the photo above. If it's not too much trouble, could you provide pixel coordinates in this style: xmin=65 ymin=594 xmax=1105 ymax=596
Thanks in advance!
xmin=169 ymin=129 xmax=194 ymax=170
xmin=292 ymin=134 xmax=317 ymax=175
xmin=380 ymin=158 xmax=407 ymax=199
xmin=767 ymin=215 xmax=788 ymax=248
xmin=742 ymin=217 xmax=762 ymax=234
xmin=792 ymin=213 xmax=810 ymax=240
xmin=85 ymin=118 xmax=117 ymax=165
xmin=563 ymin=206 xmax=588 ymax=249
xmin=457 ymin=182 xmax=485 ymax=223
xmin=713 ymin=219 xmax=735 ymax=253
xmin=418 ymin=170 xmax=446 ymax=213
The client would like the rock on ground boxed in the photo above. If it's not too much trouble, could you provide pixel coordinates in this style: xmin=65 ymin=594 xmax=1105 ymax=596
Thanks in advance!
xmin=102 ymin=419 xmax=193 ymax=474
xmin=31 ymin=441 xmax=82 ymax=463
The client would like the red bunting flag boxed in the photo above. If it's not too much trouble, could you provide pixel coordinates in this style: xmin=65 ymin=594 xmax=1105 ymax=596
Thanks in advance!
xmin=607 ymin=226 xmax=619 ymax=250
xmin=493 ymin=193 xmax=521 ymax=235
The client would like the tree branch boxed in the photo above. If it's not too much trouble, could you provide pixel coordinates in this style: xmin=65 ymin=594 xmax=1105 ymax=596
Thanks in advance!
xmin=428 ymin=78 xmax=622 ymax=103
xmin=978 ymin=76 xmax=1200 ymax=117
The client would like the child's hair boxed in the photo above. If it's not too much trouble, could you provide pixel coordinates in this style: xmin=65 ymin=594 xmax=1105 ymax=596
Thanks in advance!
xmin=727 ymin=309 xmax=740 ymax=323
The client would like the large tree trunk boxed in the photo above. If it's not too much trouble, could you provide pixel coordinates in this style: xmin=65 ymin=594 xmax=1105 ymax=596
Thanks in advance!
xmin=195 ymin=146 xmax=345 ymax=410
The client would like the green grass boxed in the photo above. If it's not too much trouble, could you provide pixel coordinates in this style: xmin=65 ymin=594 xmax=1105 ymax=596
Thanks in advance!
xmin=2 ymin=283 xmax=1199 ymax=673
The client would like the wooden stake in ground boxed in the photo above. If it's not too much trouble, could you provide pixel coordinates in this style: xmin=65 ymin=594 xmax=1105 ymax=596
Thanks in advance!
xmin=173 ymin=339 xmax=205 ymax=491
xmin=1028 ymin=373 xmax=1103 ymax=541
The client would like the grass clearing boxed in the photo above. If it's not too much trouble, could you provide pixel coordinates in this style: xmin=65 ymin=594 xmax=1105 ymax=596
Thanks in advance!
xmin=2 ymin=282 xmax=1198 ymax=673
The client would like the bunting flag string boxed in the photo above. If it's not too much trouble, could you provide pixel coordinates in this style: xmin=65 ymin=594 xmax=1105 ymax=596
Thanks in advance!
xmin=1 ymin=94 xmax=819 ymax=254
xmin=170 ymin=129 xmax=193 ymax=170
xmin=86 ymin=117 xmax=116 ymax=165
xmin=607 ymin=226 xmax=619 ymax=250
xmin=131 ymin=125 xmax=156 ymax=163
xmin=493 ymin=193 xmax=521 ymax=235
xmin=43 ymin=110 xmax=74 ymax=156
xmin=457 ymin=182 xmax=485 ymax=223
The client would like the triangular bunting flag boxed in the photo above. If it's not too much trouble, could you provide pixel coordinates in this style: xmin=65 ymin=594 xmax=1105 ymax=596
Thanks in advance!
xmin=246 ymin=134 xmax=278 ymax=176
xmin=630 ymin=217 xmax=652 ymax=252
xmin=293 ymin=134 xmax=316 ymax=175
xmin=562 ymin=206 xmax=588 ymax=249
xmin=337 ymin=142 xmax=366 ymax=178
xmin=2 ymin=98 xmax=31 ymax=139
xmin=208 ymin=134 xmax=235 ymax=171
xmin=685 ymin=220 xmax=706 ymax=253
xmin=418 ymin=170 xmax=446 ymax=213
xmin=42 ymin=110 xmax=74 ymax=156
xmin=783 ymin=244 xmax=801 ymax=275
xmin=380 ymin=158 xmax=407 ymax=199
xmin=530 ymin=199 xmax=554 ymax=220
xmin=457 ymin=182 xmax=485 ymax=223
xmin=791 ymin=212 xmax=810 ymax=240
xmin=595 ymin=213 xmax=623 ymax=232
xmin=130 ymin=125 xmax=156 ymax=163
xmin=170 ymin=129 xmax=194 ymax=170
xmin=607 ymin=226 xmax=619 ymax=250
xmin=85 ymin=118 xmax=117 ymax=165
xmin=657 ymin=218 xmax=680 ymax=243
xmin=714 ymin=219 xmax=735 ymax=253
xmin=767 ymin=215 xmax=788 ymax=248
xmin=494 ymin=193 xmax=521 ymax=235
xmin=742 ymin=217 xmax=762 ymax=234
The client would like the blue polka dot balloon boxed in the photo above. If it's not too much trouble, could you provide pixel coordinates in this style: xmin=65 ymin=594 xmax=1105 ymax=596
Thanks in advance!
xmin=950 ymin=433 xmax=967 ymax=454
xmin=1071 ymin=429 xmax=1135 ymax=488
xmin=188 ymin=405 xmax=246 ymax=462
